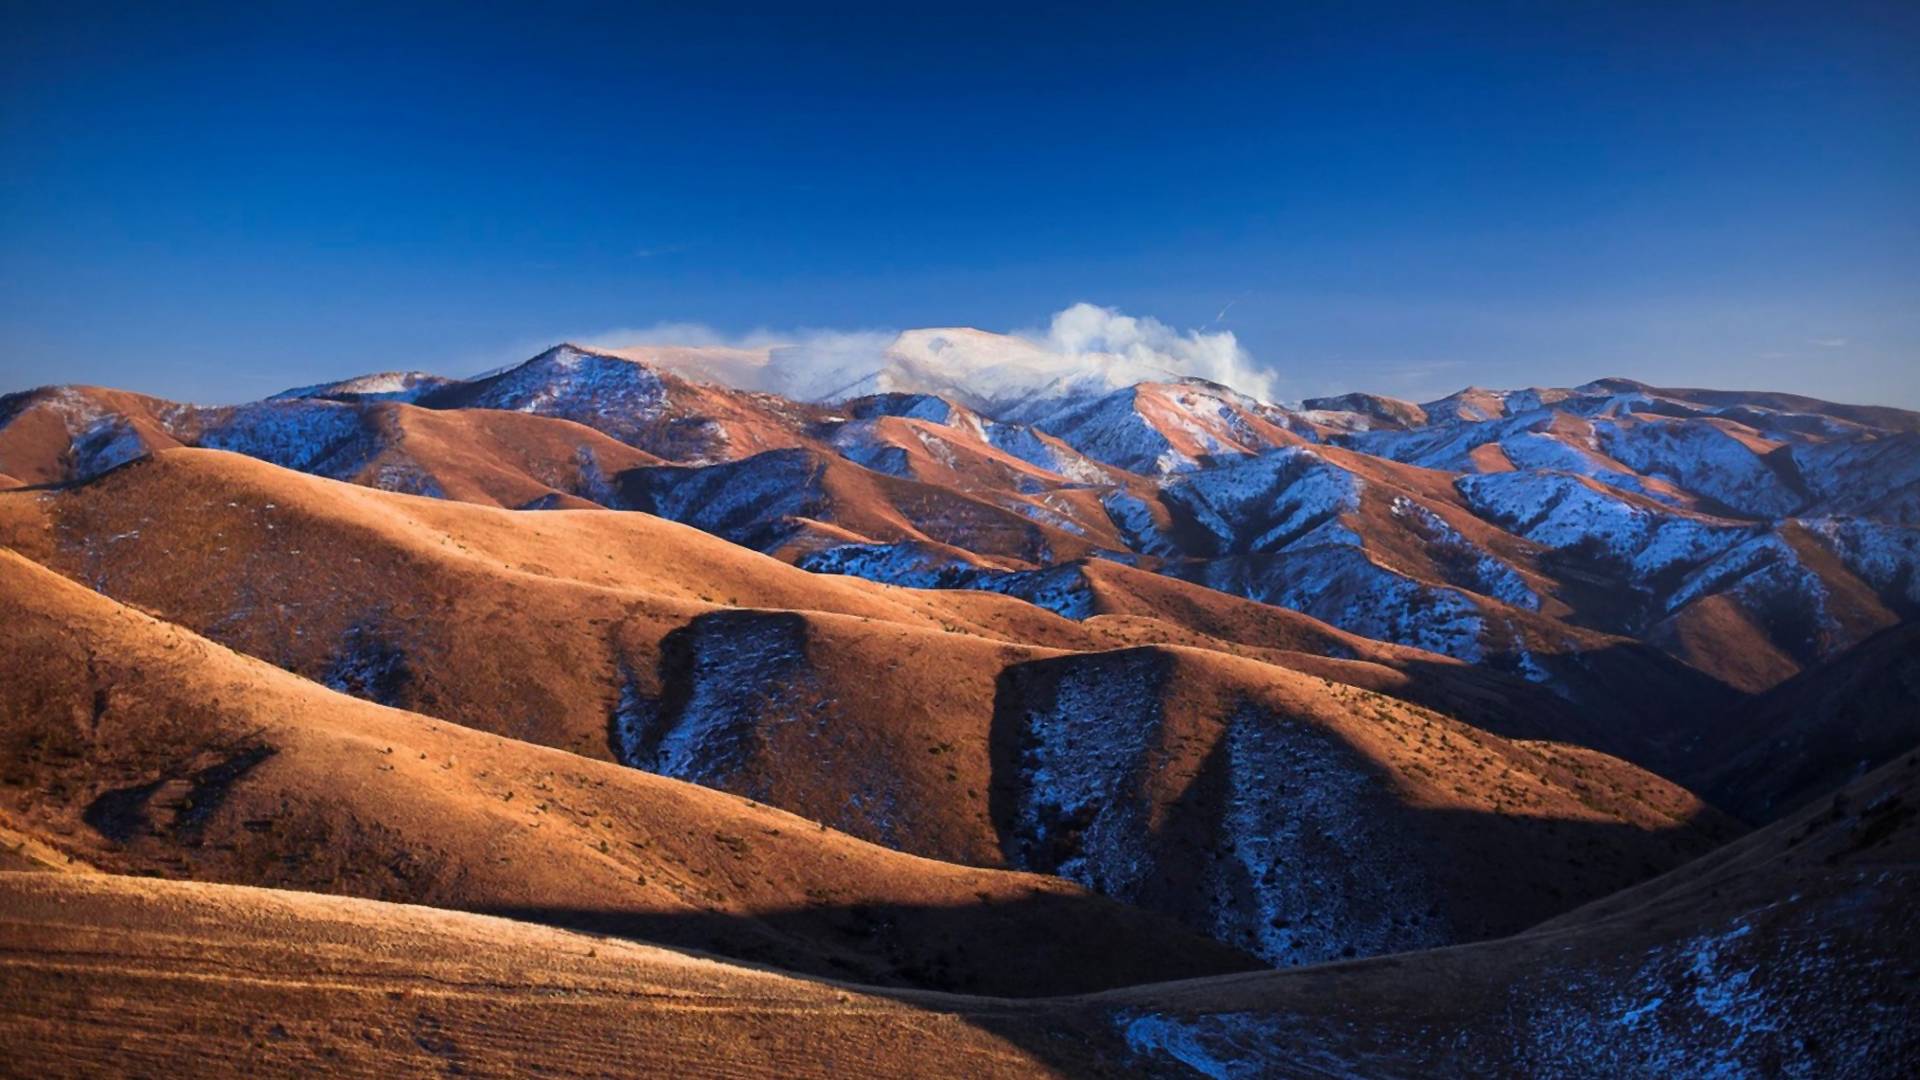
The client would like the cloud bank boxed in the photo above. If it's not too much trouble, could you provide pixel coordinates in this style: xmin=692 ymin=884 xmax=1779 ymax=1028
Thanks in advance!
xmin=1032 ymin=303 xmax=1273 ymax=401
xmin=579 ymin=302 xmax=1276 ymax=408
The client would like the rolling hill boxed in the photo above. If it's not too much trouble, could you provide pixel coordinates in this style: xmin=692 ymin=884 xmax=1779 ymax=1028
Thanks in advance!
xmin=0 ymin=450 xmax=1739 ymax=966
xmin=0 ymin=547 xmax=1255 ymax=996
xmin=4 ymin=742 xmax=1911 ymax=1076
xmin=3 ymin=347 xmax=1916 ymax=1077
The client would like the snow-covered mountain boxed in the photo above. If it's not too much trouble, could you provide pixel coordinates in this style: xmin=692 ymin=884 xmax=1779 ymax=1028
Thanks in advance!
xmin=5 ymin=346 xmax=1917 ymax=717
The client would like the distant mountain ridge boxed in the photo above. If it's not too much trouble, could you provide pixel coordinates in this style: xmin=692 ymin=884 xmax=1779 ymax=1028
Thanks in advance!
xmin=5 ymin=340 xmax=1917 ymax=765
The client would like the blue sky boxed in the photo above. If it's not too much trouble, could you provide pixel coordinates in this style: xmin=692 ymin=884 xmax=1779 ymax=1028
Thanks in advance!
xmin=3 ymin=2 xmax=1916 ymax=406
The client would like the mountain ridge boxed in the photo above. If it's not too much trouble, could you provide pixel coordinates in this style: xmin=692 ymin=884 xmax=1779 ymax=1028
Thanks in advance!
xmin=3 ymin=345 xmax=1916 ymax=1075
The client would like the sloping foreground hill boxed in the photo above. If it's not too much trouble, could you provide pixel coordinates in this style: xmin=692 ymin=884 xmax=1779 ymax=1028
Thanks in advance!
xmin=1089 ymin=745 xmax=1920 ymax=1076
xmin=0 ymin=870 xmax=1074 ymax=1080
xmin=0 ymin=450 xmax=1742 ymax=966
xmin=3 ymin=750 xmax=1913 ymax=1078
xmin=0 ymin=549 xmax=1256 ymax=996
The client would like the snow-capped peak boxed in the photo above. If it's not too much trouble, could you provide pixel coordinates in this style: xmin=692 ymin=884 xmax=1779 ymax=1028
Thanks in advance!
xmin=270 ymin=370 xmax=455 ymax=403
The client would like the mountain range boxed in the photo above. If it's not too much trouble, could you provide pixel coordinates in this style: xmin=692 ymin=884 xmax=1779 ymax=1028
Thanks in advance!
xmin=2 ymin=330 xmax=1916 ymax=1076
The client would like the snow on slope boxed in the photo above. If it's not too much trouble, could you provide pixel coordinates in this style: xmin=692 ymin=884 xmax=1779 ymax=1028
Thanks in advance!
xmin=834 ymin=392 xmax=1115 ymax=484
xmin=1186 ymin=546 xmax=1493 ymax=663
xmin=1026 ymin=385 xmax=1204 ymax=474
xmin=271 ymin=371 xmax=456 ymax=403
xmin=608 ymin=609 xmax=918 ymax=846
xmin=1663 ymin=532 xmax=1842 ymax=647
xmin=612 ymin=611 xmax=813 ymax=783
xmin=437 ymin=345 xmax=672 ymax=440
xmin=1803 ymin=518 xmax=1920 ymax=605
xmin=1793 ymin=434 xmax=1920 ymax=524
xmin=998 ymin=652 xmax=1448 ymax=967
xmin=982 ymin=422 xmax=1113 ymax=483
xmin=1161 ymin=448 xmax=1363 ymax=553
xmin=618 ymin=449 xmax=829 ymax=551
xmin=1456 ymin=471 xmax=1756 ymax=585
xmin=1100 ymin=489 xmax=1179 ymax=556
xmin=1387 ymin=494 xmax=1542 ymax=610
xmin=196 ymin=400 xmax=381 ymax=476
xmin=1593 ymin=416 xmax=1803 ymax=519
xmin=1299 ymin=391 xmax=1429 ymax=430
xmin=1029 ymin=380 xmax=1301 ymax=475
xmin=69 ymin=416 xmax=157 ymax=477
xmin=799 ymin=542 xmax=1098 ymax=618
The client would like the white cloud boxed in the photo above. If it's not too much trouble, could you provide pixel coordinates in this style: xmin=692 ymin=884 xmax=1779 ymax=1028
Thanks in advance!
xmin=764 ymin=330 xmax=902 ymax=399
xmin=573 ymin=302 xmax=1278 ymax=408
xmin=578 ymin=323 xmax=895 ymax=399
xmin=1808 ymin=337 xmax=1851 ymax=349
xmin=580 ymin=322 xmax=767 ymax=350
xmin=1027 ymin=302 xmax=1274 ymax=401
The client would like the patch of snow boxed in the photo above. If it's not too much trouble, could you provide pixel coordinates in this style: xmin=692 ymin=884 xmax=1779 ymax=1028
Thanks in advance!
xmin=1003 ymin=651 xmax=1168 ymax=898
xmin=1117 ymin=1012 xmax=1292 ymax=1080
xmin=1595 ymin=418 xmax=1802 ymax=519
xmin=69 ymin=417 xmax=151 ymax=479
xmin=197 ymin=401 xmax=377 ymax=476
xmin=1034 ymin=386 xmax=1194 ymax=474
xmin=1389 ymin=494 xmax=1540 ymax=609
xmin=797 ymin=542 xmax=982 ymax=590
xmin=459 ymin=345 xmax=671 ymax=448
xmin=321 ymin=623 xmax=412 ymax=707
xmin=622 ymin=449 xmax=827 ymax=552
xmin=1457 ymin=471 xmax=1754 ymax=585
xmin=1100 ymin=489 xmax=1178 ymax=557
xmin=270 ymin=371 xmax=453 ymax=403
xmin=1800 ymin=518 xmax=1920 ymax=605
xmin=1162 ymin=449 xmax=1363 ymax=555
xmin=1187 ymin=546 xmax=1489 ymax=662
xmin=1205 ymin=705 xmax=1449 ymax=965
xmin=619 ymin=612 xmax=812 ymax=782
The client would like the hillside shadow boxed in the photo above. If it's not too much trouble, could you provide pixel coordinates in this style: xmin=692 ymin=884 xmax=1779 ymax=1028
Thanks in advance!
xmin=476 ymin=888 xmax=1259 ymax=1003
xmin=469 ymin=783 xmax=1745 ymax=1076
xmin=1389 ymin=641 xmax=1748 ymax=788
xmin=471 ymin=893 xmax=1237 ymax=1075
xmin=982 ymin=656 xmax=1747 ymax=968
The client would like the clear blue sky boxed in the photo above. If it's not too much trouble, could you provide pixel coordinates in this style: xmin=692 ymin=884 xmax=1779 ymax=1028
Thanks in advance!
xmin=3 ymin=2 xmax=1916 ymax=406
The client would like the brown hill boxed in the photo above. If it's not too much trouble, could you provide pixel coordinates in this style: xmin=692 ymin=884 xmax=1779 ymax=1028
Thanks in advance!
xmin=5 ymin=749 xmax=1909 ymax=1077
xmin=0 ymin=548 xmax=1256 ymax=996
xmin=0 ymin=446 xmax=1624 ymax=763
xmin=9 ymin=370 xmax=1912 ymax=713
xmin=0 ymin=385 xmax=185 ymax=485
xmin=0 ymin=383 xmax=671 ymax=508
xmin=0 ymin=448 xmax=1096 ymax=760
xmin=412 ymin=343 xmax=824 ymax=462
xmin=303 ymin=404 xmax=667 ymax=508
xmin=0 ymin=871 xmax=1067 ymax=1079
xmin=0 ymin=449 xmax=1739 ymax=966
xmin=616 ymin=445 xmax=1112 ymax=566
